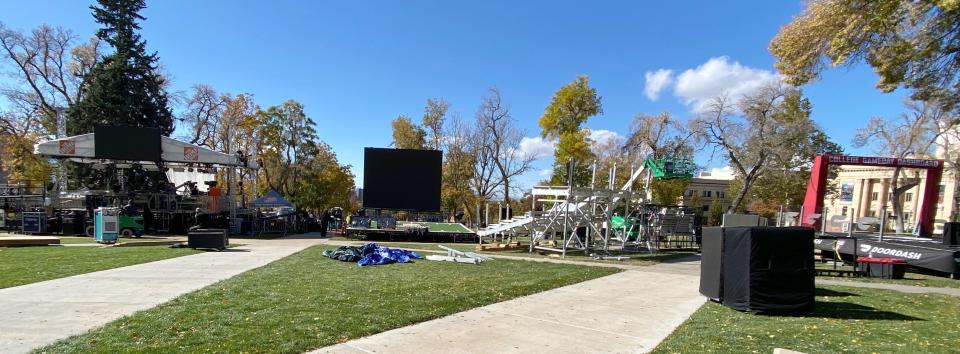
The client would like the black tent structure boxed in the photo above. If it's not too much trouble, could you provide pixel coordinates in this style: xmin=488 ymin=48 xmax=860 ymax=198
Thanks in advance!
xmin=700 ymin=226 xmax=815 ymax=314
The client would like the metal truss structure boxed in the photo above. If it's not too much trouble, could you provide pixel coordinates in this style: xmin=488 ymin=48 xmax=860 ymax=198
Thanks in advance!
xmin=477 ymin=157 xmax=701 ymax=258
xmin=527 ymin=185 xmax=638 ymax=256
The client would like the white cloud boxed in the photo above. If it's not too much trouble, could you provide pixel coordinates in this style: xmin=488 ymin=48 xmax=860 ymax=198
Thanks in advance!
xmin=588 ymin=129 xmax=624 ymax=148
xmin=518 ymin=136 xmax=555 ymax=160
xmin=699 ymin=165 xmax=735 ymax=180
xmin=643 ymin=69 xmax=674 ymax=101
xmin=645 ymin=57 xmax=781 ymax=112
xmin=537 ymin=169 xmax=553 ymax=177
xmin=672 ymin=56 xmax=781 ymax=112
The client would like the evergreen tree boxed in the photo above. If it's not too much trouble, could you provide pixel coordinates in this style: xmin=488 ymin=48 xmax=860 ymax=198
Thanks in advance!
xmin=66 ymin=0 xmax=173 ymax=190
xmin=67 ymin=0 xmax=173 ymax=136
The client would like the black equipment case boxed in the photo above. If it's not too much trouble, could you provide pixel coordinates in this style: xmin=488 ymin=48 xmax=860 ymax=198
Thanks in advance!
xmin=187 ymin=228 xmax=229 ymax=250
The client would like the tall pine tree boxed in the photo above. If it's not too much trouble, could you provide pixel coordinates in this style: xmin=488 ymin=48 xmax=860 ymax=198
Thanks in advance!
xmin=66 ymin=0 xmax=173 ymax=190
xmin=67 ymin=0 xmax=173 ymax=136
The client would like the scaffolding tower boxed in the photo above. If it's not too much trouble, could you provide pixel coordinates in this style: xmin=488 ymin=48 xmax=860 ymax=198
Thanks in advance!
xmin=477 ymin=154 xmax=701 ymax=257
xmin=528 ymin=185 xmax=637 ymax=256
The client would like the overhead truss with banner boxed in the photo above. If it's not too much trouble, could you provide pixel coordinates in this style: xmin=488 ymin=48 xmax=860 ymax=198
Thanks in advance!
xmin=34 ymin=131 xmax=258 ymax=169
xmin=801 ymin=154 xmax=943 ymax=236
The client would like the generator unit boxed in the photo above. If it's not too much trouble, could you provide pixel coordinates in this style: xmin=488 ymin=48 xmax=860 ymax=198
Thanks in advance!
xmin=95 ymin=207 xmax=120 ymax=244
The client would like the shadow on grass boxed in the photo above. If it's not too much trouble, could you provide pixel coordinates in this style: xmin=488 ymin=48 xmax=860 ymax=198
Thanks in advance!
xmin=810 ymin=302 xmax=924 ymax=321
xmin=754 ymin=302 xmax=922 ymax=321
xmin=656 ymin=253 xmax=700 ymax=263
xmin=815 ymin=288 xmax=859 ymax=297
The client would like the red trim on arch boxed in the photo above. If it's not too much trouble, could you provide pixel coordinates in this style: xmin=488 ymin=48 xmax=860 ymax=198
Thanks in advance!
xmin=801 ymin=154 xmax=944 ymax=236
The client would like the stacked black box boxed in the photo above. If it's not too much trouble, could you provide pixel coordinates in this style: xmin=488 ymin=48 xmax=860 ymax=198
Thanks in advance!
xmin=944 ymin=222 xmax=960 ymax=247
xmin=859 ymin=261 xmax=907 ymax=279
xmin=60 ymin=213 xmax=86 ymax=235
xmin=699 ymin=226 xmax=815 ymax=314
xmin=699 ymin=227 xmax=724 ymax=300
xmin=187 ymin=229 xmax=229 ymax=250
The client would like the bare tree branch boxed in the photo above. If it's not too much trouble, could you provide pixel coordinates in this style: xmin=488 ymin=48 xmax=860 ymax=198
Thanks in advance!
xmin=477 ymin=87 xmax=534 ymax=204
xmin=691 ymin=82 xmax=815 ymax=212
xmin=855 ymin=98 xmax=956 ymax=230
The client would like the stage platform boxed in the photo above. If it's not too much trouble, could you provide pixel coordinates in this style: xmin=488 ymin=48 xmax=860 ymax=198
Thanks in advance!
xmin=401 ymin=222 xmax=474 ymax=234
xmin=816 ymin=232 xmax=959 ymax=276
xmin=0 ymin=235 xmax=61 ymax=247
xmin=346 ymin=222 xmax=477 ymax=242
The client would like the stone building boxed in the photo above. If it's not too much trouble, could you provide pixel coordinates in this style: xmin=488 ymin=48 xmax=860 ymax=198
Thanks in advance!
xmin=678 ymin=168 xmax=735 ymax=223
xmin=823 ymin=166 xmax=954 ymax=233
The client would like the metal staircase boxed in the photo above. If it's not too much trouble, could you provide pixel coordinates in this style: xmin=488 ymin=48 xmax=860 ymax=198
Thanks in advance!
xmin=477 ymin=213 xmax=535 ymax=237
xmin=476 ymin=162 xmax=651 ymax=244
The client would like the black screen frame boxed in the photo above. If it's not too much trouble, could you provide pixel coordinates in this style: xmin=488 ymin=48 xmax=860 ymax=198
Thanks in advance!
xmin=94 ymin=125 xmax=162 ymax=161
xmin=362 ymin=147 xmax=442 ymax=211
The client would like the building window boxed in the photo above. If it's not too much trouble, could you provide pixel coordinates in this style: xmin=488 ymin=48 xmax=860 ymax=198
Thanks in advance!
xmin=716 ymin=191 xmax=725 ymax=199
xmin=702 ymin=190 xmax=712 ymax=197
xmin=905 ymin=193 xmax=913 ymax=202
xmin=841 ymin=206 xmax=848 ymax=216
xmin=702 ymin=205 xmax=709 ymax=212
xmin=687 ymin=190 xmax=696 ymax=197
xmin=939 ymin=184 xmax=945 ymax=204
xmin=872 ymin=192 xmax=879 ymax=201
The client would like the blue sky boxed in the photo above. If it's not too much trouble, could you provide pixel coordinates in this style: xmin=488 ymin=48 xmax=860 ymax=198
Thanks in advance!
xmin=2 ymin=1 xmax=909 ymax=191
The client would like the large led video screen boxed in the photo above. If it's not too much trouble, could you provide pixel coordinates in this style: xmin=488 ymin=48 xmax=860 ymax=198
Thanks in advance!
xmin=363 ymin=147 xmax=442 ymax=211
xmin=94 ymin=125 xmax=162 ymax=161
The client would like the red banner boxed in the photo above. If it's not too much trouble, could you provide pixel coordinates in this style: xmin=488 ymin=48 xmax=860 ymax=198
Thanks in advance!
xmin=825 ymin=155 xmax=941 ymax=168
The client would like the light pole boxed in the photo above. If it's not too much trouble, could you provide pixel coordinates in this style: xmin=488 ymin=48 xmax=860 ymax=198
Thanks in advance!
xmin=879 ymin=206 xmax=888 ymax=241
xmin=54 ymin=107 xmax=67 ymax=193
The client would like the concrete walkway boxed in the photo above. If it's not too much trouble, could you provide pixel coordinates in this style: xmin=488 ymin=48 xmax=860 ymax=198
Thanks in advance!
xmin=817 ymin=278 xmax=960 ymax=297
xmin=312 ymin=257 xmax=705 ymax=354
xmin=0 ymin=235 xmax=324 ymax=354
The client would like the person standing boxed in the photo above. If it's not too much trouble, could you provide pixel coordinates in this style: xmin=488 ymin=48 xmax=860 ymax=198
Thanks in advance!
xmin=193 ymin=208 xmax=205 ymax=230
xmin=319 ymin=209 xmax=330 ymax=237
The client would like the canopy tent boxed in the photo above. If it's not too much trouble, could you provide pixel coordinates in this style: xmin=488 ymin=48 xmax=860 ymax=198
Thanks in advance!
xmin=249 ymin=189 xmax=294 ymax=208
xmin=34 ymin=132 xmax=258 ymax=169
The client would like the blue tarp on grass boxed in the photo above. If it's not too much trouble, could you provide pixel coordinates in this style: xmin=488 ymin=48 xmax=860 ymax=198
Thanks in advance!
xmin=357 ymin=243 xmax=424 ymax=266
xmin=322 ymin=243 xmax=423 ymax=266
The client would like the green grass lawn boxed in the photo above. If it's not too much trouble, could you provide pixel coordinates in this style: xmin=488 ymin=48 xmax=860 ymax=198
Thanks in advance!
xmin=404 ymin=222 xmax=474 ymax=233
xmin=0 ymin=246 xmax=201 ymax=289
xmin=343 ymin=240 xmax=696 ymax=266
xmin=816 ymin=262 xmax=960 ymax=289
xmin=39 ymin=245 xmax=620 ymax=353
xmin=57 ymin=235 xmax=187 ymax=245
xmin=653 ymin=285 xmax=960 ymax=354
